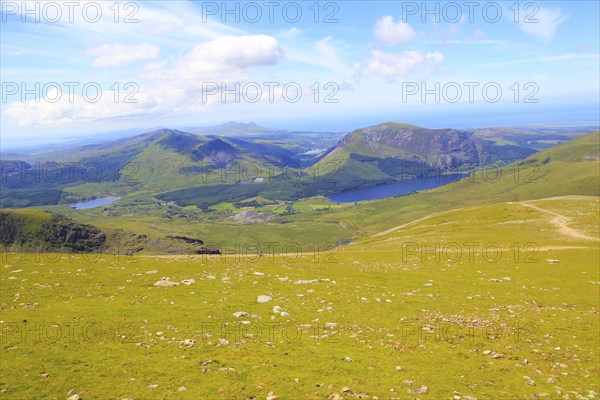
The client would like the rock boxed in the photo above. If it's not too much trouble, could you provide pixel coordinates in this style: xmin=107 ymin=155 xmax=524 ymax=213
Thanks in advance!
xmin=266 ymin=391 xmax=279 ymax=400
xmin=409 ymin=385 xmax=428 ymax=394
xmin=343 ymin=356 xmax=353 ymax=362
xmin=329 ymin=394 xmax=342 ymax=400
xmin=402 ymin=380 xmax=413 ymax=386
xmin=181 ymin=279 xmax=196 ymax=285
xmin=483 ymin=350 xmax=492 ymax=355
xmin=253 ymin=272 xmax=265 ymax=276
xmin=492 ymin=353 xmax=504 ymax=359
xmin=233 ymin=311 xmax=248 ymax=318
xmin=178 ymin=386 xmax=187 ymax=391
xmin=39 ymin=372 xmax=49 ymax=378
xmin=257 ymin=295 xmax=272 ymax=303
xmin=423 ymin=283 xmax=433 ymax=287
xmin=218 ymin=338 xmax=229 ymax=346
xmin=272 ymin=306 xmax=282 ymax=314
xmin=341 ymin=386 xmax=352 ymax=393
xmin=147 ymin=384 xmax=158 ymax=389
xmin=325 ymin=322 xmax=337 ymax=329
xmin=153 ymin=280 xmax=180 ymax=287
xmin=67 ymin=389 xmax=77 ymax=396
xmin=180 ymin=339 xmax=195 ymax=346
xmin=280 ymin=311 xmax=290 ymax=317
xmin=547 ymin=259 xmax=560 ymax=264
xmin=294 ymin=279 xmax=321 ymax=285
xmin=67 ymin=395 xmax=80 ymax=400
xmin=145 ymin=270 xmax=158 ymax=274
xmin=523 ymin=376 xmax=536 ymax=386
xmin=395 ymin=366 xmax=402 ymax=371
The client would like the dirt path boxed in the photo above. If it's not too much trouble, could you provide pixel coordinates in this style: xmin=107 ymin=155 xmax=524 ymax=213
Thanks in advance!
xmin=516 ymin=202 xmax=598 ymax=241
xmin=373 ymin=208 xmax=465 ymax=237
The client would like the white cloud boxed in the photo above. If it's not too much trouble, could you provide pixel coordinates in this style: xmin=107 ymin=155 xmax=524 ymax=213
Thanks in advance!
xmin=517 ymin=7 xmax=569 ymax=40
xmin=356 ymin=50 xmax=444 ymax=82
xmin=5 ymin=35 xmax=285 ymax=126
xmin=187 ymin=35 xmax=283 ymax=69
xmin=85 ymin=43 xmax=160 ymax=68
xmin=374 ymin=16 xmax=416 ymax=46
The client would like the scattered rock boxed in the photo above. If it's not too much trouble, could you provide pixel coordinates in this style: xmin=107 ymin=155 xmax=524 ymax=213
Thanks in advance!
xmin=294 ymin=279 xmax=321 ymax=285
xmin=233 ymin=311 xmax=248 ymax=318
xmin=395 ymin=366 xmax=402 ymax=371
xmin=266 ymin=391 xmax=279 ymax=400
xmin=341 ymin=386 xmax=352 ymax=393
xmin=272 ymin=306 xmax=282 ymax=314
xmin=257 ymin=295 xmax=272 ymax=303
xmin=280 ymin=311 xmax=290 ymax=317
xmin=343 ymin=356 xmax=353 ymax=362
xmin=181 ymin=279 xmax=196 ymax=285
xmin=402 ymin=380 xmax=413 ymax=386
xmin=67 ymin=395 xmax=80 ymax=400
xmin=145 ymin=270 xmax=158 ymax=274
xmin=147 ymin=384 xmax=158 ymax=389
xmin=523 ymin=376 xmax=536 ymax=386
xmin=409 ymin=386 xmax=428 ymax=394
xmin=68 ymin=389 xmax=77 ymax=396
xmin=153 ymin=280 xmax=179 ymax=287
xmin=178 ymin=386 xmax=187 ymax=391
xmin=180 ymin=339 xmax=195 ymax=346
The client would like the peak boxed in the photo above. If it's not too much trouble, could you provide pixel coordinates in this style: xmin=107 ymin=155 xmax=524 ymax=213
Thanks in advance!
xmin=375 ymin=122 xmax=423 ymax=129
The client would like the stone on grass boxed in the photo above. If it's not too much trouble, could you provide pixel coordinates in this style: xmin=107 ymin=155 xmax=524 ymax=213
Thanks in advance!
xmin=153 ymin=280 xmax=180 ymax=287
xmin=257 ymin=295 xmax=272 ymax=303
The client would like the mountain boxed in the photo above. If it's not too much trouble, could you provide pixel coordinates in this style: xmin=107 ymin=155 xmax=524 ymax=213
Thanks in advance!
xmin=191 ymin=121 xmax=281 ymax=136
xmin=0 ymin=129 xmax=300 ymax=207
xmin=0 ymin=122 xmax=541 ymax=209
xmin=308 ymin=130 xmax=600 ymax=237
xmin=315 ymin=122 xmax=536 ymax=182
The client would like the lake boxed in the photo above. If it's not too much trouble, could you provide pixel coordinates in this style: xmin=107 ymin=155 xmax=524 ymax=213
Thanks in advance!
xmin=71 ymin=197 xmax=120 ymax=210
xmin=327 ymin=174 xmax=467 ymax=203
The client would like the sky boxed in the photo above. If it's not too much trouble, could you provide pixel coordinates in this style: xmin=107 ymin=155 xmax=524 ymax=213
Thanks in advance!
xmin=1 ymin=0 xmax=599 ymax=147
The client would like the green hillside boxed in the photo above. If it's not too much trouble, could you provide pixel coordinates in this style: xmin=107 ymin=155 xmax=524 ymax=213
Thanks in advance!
xmin=1 ymin=196 xmax=597 ymax=399
xmin=305 ymin=131 xmax=600 ymax=237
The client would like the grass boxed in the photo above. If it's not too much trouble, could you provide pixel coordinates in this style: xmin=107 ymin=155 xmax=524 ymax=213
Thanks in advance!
xmin=1 ymin=197 xmax=598 ymax=399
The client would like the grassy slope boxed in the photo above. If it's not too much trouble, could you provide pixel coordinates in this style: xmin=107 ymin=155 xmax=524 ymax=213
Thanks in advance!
xmin=304 ymin=131 xmax=600 ymax=237
xmin=1 ymin=197 xmax=597 ymax=398
xmin=60 ymin=132 xmax=599 ymax=251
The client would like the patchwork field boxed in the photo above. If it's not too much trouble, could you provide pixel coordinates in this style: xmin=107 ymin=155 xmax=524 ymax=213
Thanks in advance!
xmin=1 ymin=197 xmax=598 ymax=399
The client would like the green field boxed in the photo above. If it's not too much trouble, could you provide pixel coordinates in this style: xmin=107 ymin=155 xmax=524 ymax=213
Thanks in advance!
xmin=1 ymin=196 xmax=598 ymax=399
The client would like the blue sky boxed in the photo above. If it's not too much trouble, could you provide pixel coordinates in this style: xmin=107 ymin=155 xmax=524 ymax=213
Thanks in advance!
xmin=1 ymin=1 xmax=598 ymax=146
